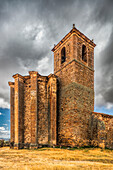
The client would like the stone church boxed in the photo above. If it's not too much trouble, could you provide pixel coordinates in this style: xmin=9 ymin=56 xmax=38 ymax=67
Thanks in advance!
xmin=9 ymin=24 xmax=113 ymax=149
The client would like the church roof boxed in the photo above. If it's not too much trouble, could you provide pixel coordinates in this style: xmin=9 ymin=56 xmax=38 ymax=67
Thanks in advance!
xmin=52 ymin=24 xmax=96 ymax=52
xmin=92 ymin=112 xmax=113 ymax=118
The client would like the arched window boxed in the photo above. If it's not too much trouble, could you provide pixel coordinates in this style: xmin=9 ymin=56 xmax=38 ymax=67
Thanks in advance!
xmin=61 ymin=47 xmax=66 ymax=64
xmin=82 ymin=45 xmax=87 ymax=62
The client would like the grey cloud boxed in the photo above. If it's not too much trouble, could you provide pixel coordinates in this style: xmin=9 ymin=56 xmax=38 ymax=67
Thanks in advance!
xmin=0 ymin=0 xmax=113 ymax=110
xmin=102 ymin=28 xmax=113 ymax=67
xmin=97 ymin=27 xmax=113 ymax=105
xmin=92 ymin=0 xmax=113 ymax=24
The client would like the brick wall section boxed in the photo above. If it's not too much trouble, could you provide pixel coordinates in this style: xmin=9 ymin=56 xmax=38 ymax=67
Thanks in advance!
xmin=9 ymin=72 xmax=57 ymax=148
xmin=73 ymin=34 xmax=77 ymax=60
xmin=74 ymin=60 xmax=94 ymax=90
xmin=55 ymin=55 xmax=94 ymax=147
xmin=29 ymin=71 xmax=38 ymax=147
xmin=90 ymin=112 xmax=113 ymax=149
xmin=24 ymin=76 xmax=31 ymax=143
xmin=13 ymin=76 xmax=19 ymax=146
xmin=18 ymin=77 xmax=24 ymax=147
xmin=47 ymin=75 xmax=57 ymax=145
xmin=57 ymin=82 xmax=93 ymax=146
xmin=37 ymin=76 xmax=48 ymax=145
xmin=55 ymin=60 xmax=94 ymax=89
xmin=13 ymin=74 xmax=24 ymax=149
xmin=8 ymin=82 xmax=15 ymax=143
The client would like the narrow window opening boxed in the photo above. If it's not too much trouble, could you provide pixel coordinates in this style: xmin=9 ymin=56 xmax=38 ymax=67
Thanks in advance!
xmin=82 ymin=45 xmax=87 ymax=62
xmin=61 ymin=47 xmax=66 ymax=64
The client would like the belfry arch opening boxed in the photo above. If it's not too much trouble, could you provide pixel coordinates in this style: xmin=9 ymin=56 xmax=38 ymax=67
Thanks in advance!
xmin=61 ymin=47 xmax=66 ymax=64
xmin=82 ymin=45 xmax=87 ymax=62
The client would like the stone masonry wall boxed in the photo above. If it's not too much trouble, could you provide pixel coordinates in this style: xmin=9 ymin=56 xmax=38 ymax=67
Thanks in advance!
xmin=9 ymin=72 xmax=57 ymax=148
xmin=9 ymin=82 xmax=15 ymax=143
xmin=13 ymin=74 xmax=24 ymax=149
xmin=57 ymin=82 xmax=94 ymax=147
xmin=37 ymin=76 xmax=49 ymax=145
xmin=55 ymin=59 xmax=94 ymax=147
xmin=18 ymin=77 xmax=24 ymax=146
xmin=30 ymin=71 xmax=38 ymax=147
xmin=56 ymin=60 xmax=94 ymax=89
xmin=24 ymin=77 xmax=31 ymax=143
xmin=47 ymin=75 xmax=57 ymax=145
xmin=90 ymin=112 xmax=113 ymax=149
xmin=74 ymin=60 xmax=94 ymax=90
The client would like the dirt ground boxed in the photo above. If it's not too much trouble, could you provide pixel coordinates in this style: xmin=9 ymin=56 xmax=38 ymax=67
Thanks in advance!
xmin=0 ymin=147 xmax=113 ymax=169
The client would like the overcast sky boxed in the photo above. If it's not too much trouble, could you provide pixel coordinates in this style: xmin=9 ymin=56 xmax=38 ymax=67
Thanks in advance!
xmin=0 ymin=0 xmax=113 ymax=138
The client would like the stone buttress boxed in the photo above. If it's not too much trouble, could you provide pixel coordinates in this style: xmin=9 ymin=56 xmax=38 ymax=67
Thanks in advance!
xmin=9 ymin=72 xmax=57 ymax=149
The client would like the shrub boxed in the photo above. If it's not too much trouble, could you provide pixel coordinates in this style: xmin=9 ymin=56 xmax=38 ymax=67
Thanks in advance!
xmin=0 ymin=139 xmax=4 ymax=147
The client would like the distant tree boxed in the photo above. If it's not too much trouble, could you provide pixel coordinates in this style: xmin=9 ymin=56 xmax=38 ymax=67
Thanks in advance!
xmin=10 ymin=141 xmax=14 ymax=149
xmin=0 ymin=139 xmax=4 ymax=147
xmin=4 ymin=140 xmax=10 ymax=147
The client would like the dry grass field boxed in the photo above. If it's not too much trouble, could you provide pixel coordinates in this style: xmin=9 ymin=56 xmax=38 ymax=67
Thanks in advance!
xmin=0 ymin=147 xmax=113 ymax=169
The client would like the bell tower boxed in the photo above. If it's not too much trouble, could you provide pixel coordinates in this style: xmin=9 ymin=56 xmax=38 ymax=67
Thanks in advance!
xmin=52 ymin=24 xmax=95 ymax=87
xmin=52 ymin=24 xmax=96 ymax=147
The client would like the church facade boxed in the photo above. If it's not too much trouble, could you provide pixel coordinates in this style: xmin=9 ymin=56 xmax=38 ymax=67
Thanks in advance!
xmin=9 ymin=25 xmax=113 ymax=149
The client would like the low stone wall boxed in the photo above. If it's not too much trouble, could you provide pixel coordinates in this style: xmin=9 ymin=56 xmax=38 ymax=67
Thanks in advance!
xmin=90 ymin=112 xmax=113 ymax=149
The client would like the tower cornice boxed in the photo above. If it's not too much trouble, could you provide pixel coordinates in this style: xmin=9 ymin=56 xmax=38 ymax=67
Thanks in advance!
xmin=52 ymin=26 xmax=96 ymax=52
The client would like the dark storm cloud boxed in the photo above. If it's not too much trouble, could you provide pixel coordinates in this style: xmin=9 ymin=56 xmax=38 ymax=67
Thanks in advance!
xmin=0 ymin=0 xmax=113 ymax=109
xmin=97 ymin=27 xmax=113 ymax=105
xmin=101 ymin=28 xmax=113 ymax=68
xmin=91 ymin=0 xmax=113 ymax=24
